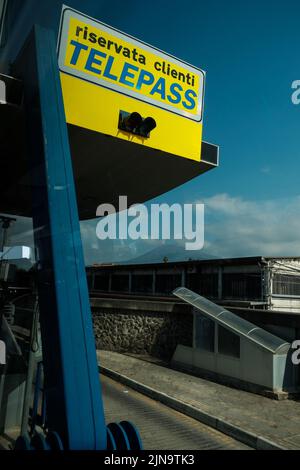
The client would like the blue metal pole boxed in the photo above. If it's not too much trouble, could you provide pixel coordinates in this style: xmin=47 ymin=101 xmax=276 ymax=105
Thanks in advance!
xmin=13 ymin=25 xmax=106 ymax=449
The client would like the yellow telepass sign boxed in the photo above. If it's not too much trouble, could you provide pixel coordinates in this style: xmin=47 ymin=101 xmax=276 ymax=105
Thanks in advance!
xmin=58 ymin=6 xmax=206 ymax=161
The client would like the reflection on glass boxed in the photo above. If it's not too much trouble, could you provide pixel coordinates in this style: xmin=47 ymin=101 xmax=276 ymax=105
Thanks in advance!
xmin=195 ymin=314 xmax=215 ymax=353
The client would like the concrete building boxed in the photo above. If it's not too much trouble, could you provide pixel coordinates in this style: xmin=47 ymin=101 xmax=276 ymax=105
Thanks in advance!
xmin=87 ymin=256 xmax=300 ymax=313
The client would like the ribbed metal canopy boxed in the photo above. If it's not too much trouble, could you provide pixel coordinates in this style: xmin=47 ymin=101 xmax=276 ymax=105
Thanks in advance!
xmin=173 ymin=287 xmax=290 ymax=354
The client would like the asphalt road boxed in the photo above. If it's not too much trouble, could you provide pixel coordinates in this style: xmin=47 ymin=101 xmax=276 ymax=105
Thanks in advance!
xmin=101 ymin=375 xmax=252 ymax=450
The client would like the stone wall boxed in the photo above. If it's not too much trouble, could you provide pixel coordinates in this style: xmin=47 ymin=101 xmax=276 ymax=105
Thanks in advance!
xmin=91 ymin=299 xmax=193 ymax=361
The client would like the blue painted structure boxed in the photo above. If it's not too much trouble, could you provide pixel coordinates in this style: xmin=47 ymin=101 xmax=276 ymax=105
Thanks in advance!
xmin=0 ymin=3 xmax=143 ymax=448
xmin=13 ymin=25 xmax=107 ymax=449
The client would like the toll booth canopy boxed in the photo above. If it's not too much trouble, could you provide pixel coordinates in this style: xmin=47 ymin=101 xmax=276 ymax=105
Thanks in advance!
xmin=1 ymin=5 xmax=218 ymax=219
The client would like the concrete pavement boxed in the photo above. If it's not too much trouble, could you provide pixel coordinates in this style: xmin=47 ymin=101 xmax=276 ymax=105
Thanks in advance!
xmin=101 ymin=374 xmax=250 ymax=450
xmin=97 ymin=350 xmax=300 ymax=450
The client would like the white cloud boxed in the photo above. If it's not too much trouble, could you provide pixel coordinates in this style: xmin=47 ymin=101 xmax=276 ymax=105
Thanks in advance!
xmin=201 ymin=193 xmax=300 ymax=258
xmin=79 ymin=193 xmax=300 ymax=263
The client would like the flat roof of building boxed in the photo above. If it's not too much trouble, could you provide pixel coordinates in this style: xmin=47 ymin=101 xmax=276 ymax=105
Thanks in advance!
xmin=87 ymin=256 xmax=300 ymax=271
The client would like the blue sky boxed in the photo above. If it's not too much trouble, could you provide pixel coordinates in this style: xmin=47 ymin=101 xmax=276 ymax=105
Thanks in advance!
xmin=5 ymin=0 xmax=300 ymax=263
xmin=106 ymin=0 xmax=300 ymax=200
xmin=78 ymin=0 xmax=300 ymax=263
xmin=67 ymin=0 xmax=300 ymax=198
